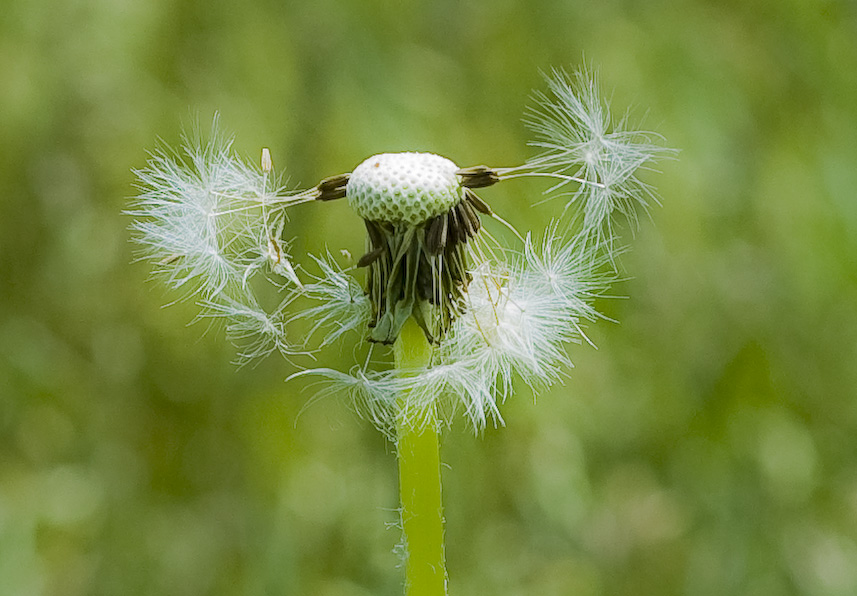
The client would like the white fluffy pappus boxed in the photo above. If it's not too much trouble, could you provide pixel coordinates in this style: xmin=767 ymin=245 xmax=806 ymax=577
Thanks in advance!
xmin=523 ymin=67 xmax=674 ymax=246
xmin=130 ymin=119 xmax=315 ymax=357
xmin=290 ymin=253 xmax=372 ymax=348
xmin=197 ymin=293 xmax=293 ymax=363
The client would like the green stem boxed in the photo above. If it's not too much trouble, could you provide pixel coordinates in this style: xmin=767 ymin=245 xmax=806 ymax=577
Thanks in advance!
xmin=394 ymin=319 xmax=448 ymax=596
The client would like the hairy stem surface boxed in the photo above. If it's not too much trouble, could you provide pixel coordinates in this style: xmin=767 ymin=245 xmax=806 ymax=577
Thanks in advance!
xmin=394 ymin=319 xmax=448 ymax=596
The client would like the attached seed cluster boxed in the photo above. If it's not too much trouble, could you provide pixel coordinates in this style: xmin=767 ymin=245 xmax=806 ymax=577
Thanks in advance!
xmin=334 ymin=152 xmax=498 ymax=344
xmin=346 ymin=153 xmax=464 ymax=225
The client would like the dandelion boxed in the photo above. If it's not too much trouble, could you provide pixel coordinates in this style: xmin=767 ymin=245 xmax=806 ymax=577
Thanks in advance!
xmin=129 ymin=67 xmax=670 ymax=595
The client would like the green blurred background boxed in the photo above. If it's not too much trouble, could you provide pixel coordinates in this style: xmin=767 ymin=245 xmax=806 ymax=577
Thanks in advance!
xmin=2 ymin=0 xmax=856 ymax=594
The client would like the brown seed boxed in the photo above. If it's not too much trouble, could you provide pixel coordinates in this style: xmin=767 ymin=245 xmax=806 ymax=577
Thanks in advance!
xmin=315 ymin=173 xmax=350 ymax=201
xmin=465 ymin=188 xmax=492 ymax=215
xmin=456 ymin=165 xmax=500 ymax=189
xmin=425 ymin=214 xmax=448 ymax=255
xmin=357 ymin=246 xmax=384 ymax=267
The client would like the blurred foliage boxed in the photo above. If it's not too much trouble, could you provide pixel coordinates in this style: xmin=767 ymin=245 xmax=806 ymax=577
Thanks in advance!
xmin=2 ymin=0 xmax=857 ymax=594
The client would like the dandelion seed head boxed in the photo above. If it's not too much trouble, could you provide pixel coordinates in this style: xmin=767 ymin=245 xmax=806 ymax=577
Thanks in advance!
xmin=346 ymin=152 xmax=464 ymax=225
xmin=351 ymin=152 xmax=490 ymax=344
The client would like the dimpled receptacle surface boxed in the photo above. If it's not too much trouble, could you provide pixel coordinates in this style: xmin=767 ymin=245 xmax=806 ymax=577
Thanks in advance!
xmin=346 ymin=152 xmax=464 ymax=225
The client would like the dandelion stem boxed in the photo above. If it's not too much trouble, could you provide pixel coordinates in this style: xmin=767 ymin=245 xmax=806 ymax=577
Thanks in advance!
xmin=394 ymin=319 xmax=448 ymax=596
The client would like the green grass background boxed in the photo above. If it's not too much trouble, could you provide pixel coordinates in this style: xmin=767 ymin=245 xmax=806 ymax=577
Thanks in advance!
xmin=2 ymin=0 xmax=857 ymax=594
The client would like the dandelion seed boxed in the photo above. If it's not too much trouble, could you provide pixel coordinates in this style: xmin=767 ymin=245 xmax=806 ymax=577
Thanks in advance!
xmin=293 ymin=253 xmax=371 ymax=347
xmin=198 ymin=292 xmax=292 ymax=363
xmin=290 ymin=366 xmax=400 ymax=438
xmin=517 ymin=67 xmax=673 ymax=244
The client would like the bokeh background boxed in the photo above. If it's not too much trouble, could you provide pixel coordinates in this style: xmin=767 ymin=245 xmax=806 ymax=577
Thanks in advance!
xmin=2 ymin=0 xmax=857 ymax=594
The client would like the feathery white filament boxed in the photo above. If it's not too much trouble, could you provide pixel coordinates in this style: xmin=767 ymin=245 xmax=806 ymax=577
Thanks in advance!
xmin=521 ymin=67 xmax=673 ymax=244
xmin=130 ymin=119 xmax=308 ymax=356
xmin=293 ymin=254 xmax=372 ymax=347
